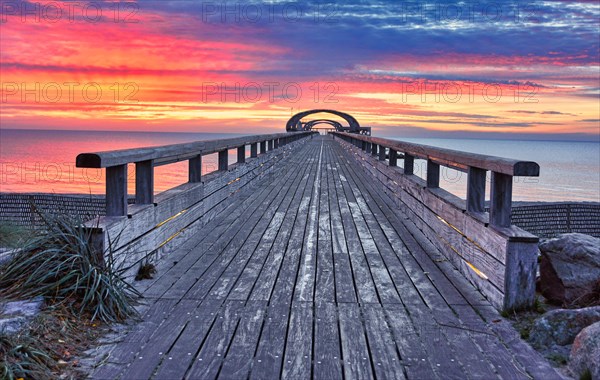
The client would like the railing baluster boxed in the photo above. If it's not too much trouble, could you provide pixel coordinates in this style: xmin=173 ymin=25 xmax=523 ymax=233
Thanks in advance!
xmin=251 ymin=143 xmax=258 ymax=158
xmin=268 ymin=139 xmax=274 ymax=151
xmin=260 ymin=141 xmax=266 ymax=154
xmin=490 ymin=172 xmax=513 ymax=227
xmin=427 ymin=159 xmax=440 ymax=188
xmin=218 ymin=149 xmax=228 ymax=171
xmin=467 ymin=167 xmax=486 ymax=213
xmin=404 ymin=154 xmax=414 ymax=174
xmin=106 ymin=164 xmax=127 ymax=216
xmin=378 ymin=146 xmax=386 ymax=161
xmin=135 ymin=160 xmax=154 ymax=204
xmin=237 ymin=146 xmax=246 ymax=163
xmin=389 ymin=149 xmax=398 ymax=166
xmin=189 ymin=155 xmax=202 ymax=182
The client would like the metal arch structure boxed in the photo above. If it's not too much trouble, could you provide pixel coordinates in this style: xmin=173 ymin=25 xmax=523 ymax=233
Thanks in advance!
xmin=303 ymin=119 xmax=344 ymax=131
xmin=286 ymin=109 xmax=371 ymax=135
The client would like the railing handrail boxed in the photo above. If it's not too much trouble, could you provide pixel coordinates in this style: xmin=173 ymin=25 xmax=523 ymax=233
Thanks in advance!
xmin=75 ymin=131 xmax=317 ymax=216
xmin=331 ymin=132 xmax=539 ymax=176
xmin=330 ymin=131 xmax=540 ymax=228
xmin=76 ymin=131 xmax=313 ymax=168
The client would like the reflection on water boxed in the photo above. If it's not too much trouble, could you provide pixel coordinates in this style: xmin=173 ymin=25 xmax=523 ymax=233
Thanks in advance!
xmin=1 ymin=130 xmax=598 ymax=202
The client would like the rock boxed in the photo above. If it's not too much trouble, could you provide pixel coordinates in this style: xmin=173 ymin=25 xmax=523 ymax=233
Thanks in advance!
xmin=539 ymin=233 xmax=600 ymax=307
xmin=570 ymin=321 xmax=600 ymax=380
xmin=529 ymin=306 xmax=600 ymax=348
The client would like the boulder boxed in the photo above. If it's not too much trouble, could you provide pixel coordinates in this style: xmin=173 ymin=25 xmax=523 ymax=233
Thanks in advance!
xmin=529 ymin=306 xmax=600 ymax=348
xmin=539 ymin=233 xmax=600 ymax=307
xmin=570 ymin=321 xmax=600 ymax=380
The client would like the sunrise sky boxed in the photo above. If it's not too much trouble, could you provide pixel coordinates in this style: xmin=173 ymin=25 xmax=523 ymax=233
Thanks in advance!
xmin=1 ymin=0 xmax=599 ymax=140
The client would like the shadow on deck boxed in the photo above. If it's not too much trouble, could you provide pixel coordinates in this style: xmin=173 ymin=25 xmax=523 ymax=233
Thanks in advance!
xmin=86 ymin=136 xmax=561 ymax=380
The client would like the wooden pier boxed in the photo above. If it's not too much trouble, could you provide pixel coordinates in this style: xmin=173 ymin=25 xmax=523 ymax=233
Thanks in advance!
xmin=77 ymin=120 xmax=561 ymax=379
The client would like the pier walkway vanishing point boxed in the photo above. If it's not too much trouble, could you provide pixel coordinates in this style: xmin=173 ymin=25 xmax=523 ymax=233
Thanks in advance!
xmin=81 ymin=134 xmax=564 ymax=379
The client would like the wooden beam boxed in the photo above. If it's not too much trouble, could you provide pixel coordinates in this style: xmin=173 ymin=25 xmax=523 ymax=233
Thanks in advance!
xmin=365 ymin=142 xmax=372 ymax=154
xmin=260 ymin=141 xmax=266 ymax=154
xmin=237 ymin=146 xmax=245 ymax=164
xmin=378 ymin=145 xmax=386 ymax=161
xmin=404 ymin=154 xmax=414 ymax=175
xmin=106 ymin=164 xmax=128 ymax=216
xmin=372 ymin=143 xmax=378 ymax=157
xmin=274 ymin=138 xmax=279 ymax=149
xmin=268 ymin=139 xmax=274 ymax=151
xmin=135 ymin=160 xmax=154 ymax=204
xmin=189 ymin=155 xmax=202 ymax=182
xmin=389 ymin=149 xmax=398 ymax=166
xmin=427 ymin=159 xmax=440 ymax=188
xmin=490 ymin=172 xmax=513 ymax=227
xmin=218 ymin=150 xmax=228 ymax=171
xmin=250 ymin=143 xmax=258 ymax=158
xmin=467 ymin=167 xmax=486 ymax=213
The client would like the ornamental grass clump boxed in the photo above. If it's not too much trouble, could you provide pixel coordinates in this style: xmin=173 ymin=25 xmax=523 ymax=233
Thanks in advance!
xmin=0 ymin=332 xmax=55 ymax=380
xmin=0 ymin=212 xmax=140 ymax=323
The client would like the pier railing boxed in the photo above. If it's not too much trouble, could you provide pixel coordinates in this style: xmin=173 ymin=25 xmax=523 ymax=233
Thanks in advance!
xmin=76 ymin=131 xmax=316 ymax=276
xmin=331 ymin=131 xmax=541 ymax=311
xmin=77 ymin=132 xmax=314 ymax=216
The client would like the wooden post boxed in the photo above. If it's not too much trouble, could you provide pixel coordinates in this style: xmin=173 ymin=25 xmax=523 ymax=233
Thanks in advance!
xmin=106 ymin=164 xmax=127 ymax=216
xmin=362 ymin=141 xmax=367 ymax=151
xmin=274 ymin=139 xmax=279 ymax=149
xmin=189 ymin=155 xmax=202 ymax=182
xmin=467 ymin=167 xmax=486 ymax=213
xmin=135 ymin=160 xmax=154 ymax=204
xmin=404 ymin=154 xmax=414 ymax=174
xmin=251 ymin=143 xmax=258 ymax=158
xmin=372 ymin=144 xmax=378 ymax=157
xmin=268 ymin=140 xmax=274 ymax=151
xmin=503 ymin=240 xmax=538 ymax=311
xmin=389 ymin=149 xmax=398 ymax=166
xmin=427 ymin=159 xmax=440 ymax=188
xmin=378 ymin=146 xmax=386 ymax=161
xmin=218 ymin=150 xmax=228 ymax=171
xmin=366 ymin=142 xmax=372 ymax=154
xmin=237 ymin=146 xmax=245 ymax=163
xmin=260 ymin=141 xmax=266 ymax=154
xmin=490 ymin=172 xmax=513 ymax=227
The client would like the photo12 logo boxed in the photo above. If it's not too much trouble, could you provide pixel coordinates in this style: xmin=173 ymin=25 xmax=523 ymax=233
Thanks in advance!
xmin=198 ymin=2 xmax=339 ymax=24
xmin=201 ymin=82 xmax=340 ymax=104
xmin=1 ymin=1 xmax=140 ymax=23
xmin=399 ymin=81 xmax=539 ymax=103
xmin=1 ymin=82 xmax=140 ymax=103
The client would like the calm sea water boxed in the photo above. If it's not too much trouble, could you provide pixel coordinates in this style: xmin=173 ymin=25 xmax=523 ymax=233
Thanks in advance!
xmin=1 ymin=129 xmax=598 ymax=202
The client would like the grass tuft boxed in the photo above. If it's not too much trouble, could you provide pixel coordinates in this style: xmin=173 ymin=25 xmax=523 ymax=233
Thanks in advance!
xmin=0 ymin=211 xmax=140 ymax=323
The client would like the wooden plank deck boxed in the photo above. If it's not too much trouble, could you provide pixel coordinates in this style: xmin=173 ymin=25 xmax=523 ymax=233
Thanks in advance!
xmin=90 ymin=136 xmax=561 ymax=380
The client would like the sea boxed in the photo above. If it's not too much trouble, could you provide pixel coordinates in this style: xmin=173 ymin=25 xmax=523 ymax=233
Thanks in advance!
xmin=1 ymin=129 xmax=599 ymax=203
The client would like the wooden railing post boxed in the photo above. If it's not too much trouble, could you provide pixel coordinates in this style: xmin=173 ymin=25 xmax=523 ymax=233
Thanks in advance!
xmin=404 ymin=154 xmax=414 ymax=174
xmin=218 ymin=149 xmax=228 ymax=171
xmin=365 ymin=142 xmax=372 ymax=154
xmin=260 ymin=141 xmax=266 ymax=154
xmin=189 ymin=155 xmax=202 ymax=182
xmin=274 ymin=138 xmax=279 ymax=149
xmin=389 ymin=149 xmax=398 ymax=166
xmin=135 ymin=160 xmax=154 ymax=204
xmin=371 ymin=144 xmax=378 ymax=157
xmin=251 ymin=143 xmax=258 ymax=158
xmin=361 ymin=141 xmax=367 ymax=151
xmin=467 ymin=167 xmax=486 ymax=213
xmin=106 ymin=164 xmax=127 ymax=216
xmin=490 ymin=172 xmax=513 ymax=227
xmin=378 ymin=146 xmax=386 ymax=161
xmin=237 ymin=146 xmax=246 ymax=163
xmin=268 ymin=140 xmax=274 ymax=151
xmin=427 ymin=159 xmax=440 ymax=188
